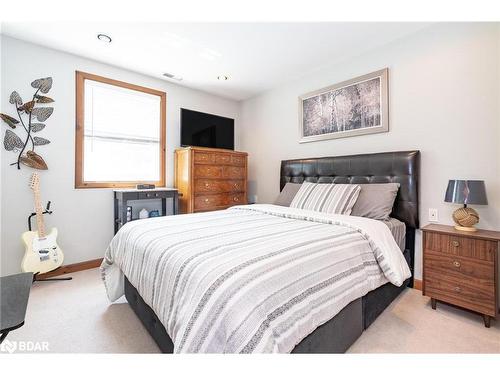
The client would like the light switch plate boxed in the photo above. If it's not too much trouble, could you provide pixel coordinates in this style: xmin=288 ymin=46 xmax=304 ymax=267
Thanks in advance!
xmin=428 ymin=208 xmax=438 ymax=222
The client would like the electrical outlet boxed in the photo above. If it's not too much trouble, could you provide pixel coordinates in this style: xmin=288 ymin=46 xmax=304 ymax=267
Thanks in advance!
xmin=428 ymin=208 xmax=439 ymax=222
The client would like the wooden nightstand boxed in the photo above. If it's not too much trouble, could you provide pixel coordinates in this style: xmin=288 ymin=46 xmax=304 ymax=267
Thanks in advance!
xmin=422 ymin=224 xmax=499 ymax=327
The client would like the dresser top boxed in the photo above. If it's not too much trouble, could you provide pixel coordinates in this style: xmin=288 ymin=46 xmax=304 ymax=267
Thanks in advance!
xmin=175 ymin=146 xmax=248 ymax=155
xmin=422 ymin=224 xmax=500 ymax=241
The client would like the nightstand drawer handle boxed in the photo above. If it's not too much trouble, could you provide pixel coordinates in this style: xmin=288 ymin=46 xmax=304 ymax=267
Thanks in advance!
xmin=204 ymin=198 xmax=210 ymax=203
xmin=452 ymin=240 xmax=460 ymax=247
xmin=453 ymin=260 xmax=461 ymax=268
xmin=454 ymin=286 xmax=461 ymax=293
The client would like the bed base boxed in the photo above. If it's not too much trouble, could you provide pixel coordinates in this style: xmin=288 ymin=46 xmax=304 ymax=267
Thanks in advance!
xmin=124 ymin=274 xmax=410 ymax=353
xmin=125 ymin=276 xmax=174 ymax=353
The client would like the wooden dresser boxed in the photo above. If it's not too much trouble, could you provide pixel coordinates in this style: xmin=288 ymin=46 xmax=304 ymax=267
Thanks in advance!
xmin=422 ymin=224 xmax=499 ymax=327
xmin=174 ymin=146 xmax=248 ymax=213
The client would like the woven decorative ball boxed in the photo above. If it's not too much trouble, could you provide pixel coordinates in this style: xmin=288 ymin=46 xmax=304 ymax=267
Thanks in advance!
xmin=452 ymin=207 xmax=479 ymax=227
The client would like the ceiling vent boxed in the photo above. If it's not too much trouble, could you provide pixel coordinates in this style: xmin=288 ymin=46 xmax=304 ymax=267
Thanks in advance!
xmin=162 ymin=72 xmax=182 ymax=81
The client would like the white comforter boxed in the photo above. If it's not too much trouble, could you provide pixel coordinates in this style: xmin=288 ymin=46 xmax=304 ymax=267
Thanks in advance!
xmin=101 ymin=204 xmax=410 ymax=353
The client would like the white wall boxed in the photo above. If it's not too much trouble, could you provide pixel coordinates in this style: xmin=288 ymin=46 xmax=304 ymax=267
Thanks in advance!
xmin=240 ymin=23 xmax=500 ymax=280
xmin=0 ymin=36 xmax=240 ymax=276
xmin=2 ymin=24 xmax=500 ymax=281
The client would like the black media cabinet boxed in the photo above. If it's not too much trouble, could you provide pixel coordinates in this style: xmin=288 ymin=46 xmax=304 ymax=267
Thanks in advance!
xmin=113 ymin=188 xmax=180 ymax=234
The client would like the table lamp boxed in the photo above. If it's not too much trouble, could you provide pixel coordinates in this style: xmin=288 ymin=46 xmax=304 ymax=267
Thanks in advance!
xmin=444 ymin=180 xmax=487 ymax=232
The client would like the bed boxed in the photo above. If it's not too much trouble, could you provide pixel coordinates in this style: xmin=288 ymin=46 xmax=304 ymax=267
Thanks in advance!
xmin=102 ymin=150 xmax=420 ymax=353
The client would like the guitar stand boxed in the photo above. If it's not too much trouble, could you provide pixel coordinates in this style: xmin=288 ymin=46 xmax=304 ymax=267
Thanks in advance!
xmin=28 ymin=200 xmax=52 ymax=232
xmin=28 ymin=201 xmax=73 ymax=283
xmin=33 ymin=271 xmax=72 ymax=283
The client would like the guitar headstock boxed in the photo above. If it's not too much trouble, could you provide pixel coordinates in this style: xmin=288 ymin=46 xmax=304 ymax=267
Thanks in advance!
xmin=30 ymin=173 xmax=40 ymax=191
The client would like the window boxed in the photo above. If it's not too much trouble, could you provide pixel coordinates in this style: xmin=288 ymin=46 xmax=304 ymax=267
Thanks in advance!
xmin=75 ymin=71 xmax=166 ymax=188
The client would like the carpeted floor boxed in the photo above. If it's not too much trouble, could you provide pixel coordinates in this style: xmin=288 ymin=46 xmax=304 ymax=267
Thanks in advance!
xmin=7 ymin=268 xmax=499 ymax=353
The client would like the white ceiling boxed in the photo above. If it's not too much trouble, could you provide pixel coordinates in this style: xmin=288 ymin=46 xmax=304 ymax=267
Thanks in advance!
xmin=1 ymin=22 xmax=431 ymax=101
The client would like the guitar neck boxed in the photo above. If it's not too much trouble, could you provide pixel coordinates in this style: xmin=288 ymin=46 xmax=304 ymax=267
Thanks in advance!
xmin=33 ymin=187 xmax=46 ymax=238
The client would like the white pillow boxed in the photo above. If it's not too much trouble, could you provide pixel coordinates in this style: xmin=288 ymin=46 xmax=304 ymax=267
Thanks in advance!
xmin=290 ymin=182 xmax=361 ymax=215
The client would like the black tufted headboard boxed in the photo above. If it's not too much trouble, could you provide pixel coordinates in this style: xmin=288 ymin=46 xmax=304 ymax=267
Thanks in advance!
xmin=280 ymin=150 xmax=420 ymax=228
xmin=280 ymin=150 xmax=419 ymax=287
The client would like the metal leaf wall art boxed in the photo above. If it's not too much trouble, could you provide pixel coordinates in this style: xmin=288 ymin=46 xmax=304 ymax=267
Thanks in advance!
xmin=31 ymin=77 xmax=53 ymax=93
xmin=9 ymin=91 xmax=23 ymax=106
xmin=0 ymin=113 xmax=19 ymax=129
xmin=35 ymin=95 xmax=54 ymax=104
xmin=31 ymin=107 xmax=54 ymax=122
xmin=1 ymin=77 xmax=54 ymax=170
xmin=20 ymin=150 xmax=48 ymax=170
xmin=4 ymin=129 xmax=24 ymax=151
xmin=30 ymin=123 xmax=46 ymax=132
xmin=33 ymin=137 xmax=51 ymax=146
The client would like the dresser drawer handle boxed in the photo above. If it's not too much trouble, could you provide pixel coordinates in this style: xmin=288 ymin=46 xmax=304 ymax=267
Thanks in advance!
xmin=204 ymin=198 xmax=210 ymax=203
xmin=233 ymin=183 xmax=239 ymax=188
xmin=453 ymin=260 xmax=461 ymax=268
xmin=454 ymin=286 xmax=461 ymax=293
xmin=233 ymin=196 xmax=239 ymax=202
xmin=452 ymin=240 xmax=460 ymax=247
xmin=205 ymin=183 xmax=210 ymax=188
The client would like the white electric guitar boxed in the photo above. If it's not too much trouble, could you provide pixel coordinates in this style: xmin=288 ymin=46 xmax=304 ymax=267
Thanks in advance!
xmin=21 ymin=173 xmax=64 ymax=274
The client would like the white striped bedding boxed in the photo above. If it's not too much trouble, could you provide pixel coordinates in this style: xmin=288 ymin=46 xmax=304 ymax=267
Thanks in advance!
xmin=101 ymin=204 xmax=411 ymax=353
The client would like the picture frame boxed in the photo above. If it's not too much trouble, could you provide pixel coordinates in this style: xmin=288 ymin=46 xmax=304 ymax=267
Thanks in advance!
xmin=299 ymin=68 xmax=389 ymax=143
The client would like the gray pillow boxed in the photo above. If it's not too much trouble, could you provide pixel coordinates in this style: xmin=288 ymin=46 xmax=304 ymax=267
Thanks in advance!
xmin=274 ymin=183 xmax=302 ymax=206
xmin=350 ymin=183 xmax=400 ymax=220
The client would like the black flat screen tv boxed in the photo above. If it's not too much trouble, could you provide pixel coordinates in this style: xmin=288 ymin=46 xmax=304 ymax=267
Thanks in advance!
xmin=180 ymin=108 xmax=234 ymax=150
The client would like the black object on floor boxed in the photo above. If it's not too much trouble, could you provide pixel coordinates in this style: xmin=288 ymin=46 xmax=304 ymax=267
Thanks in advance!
xmin=33 ymin=271 xmax=72 ymax=282
xmin=0 ymin=272 xmax=33 ymax=344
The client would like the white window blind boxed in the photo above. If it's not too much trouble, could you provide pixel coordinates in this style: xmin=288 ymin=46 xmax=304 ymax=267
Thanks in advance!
xmin=83 ymin=79 xmax=162 ymax=183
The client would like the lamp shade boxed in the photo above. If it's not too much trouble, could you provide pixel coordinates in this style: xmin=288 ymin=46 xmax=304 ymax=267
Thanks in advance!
xmin=444 ymin=180 xmax=488 ymax=205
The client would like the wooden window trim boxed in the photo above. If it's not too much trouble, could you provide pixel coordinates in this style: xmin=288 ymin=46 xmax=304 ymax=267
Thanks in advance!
xmin=75 ymin=71 xmax=166 ymax=189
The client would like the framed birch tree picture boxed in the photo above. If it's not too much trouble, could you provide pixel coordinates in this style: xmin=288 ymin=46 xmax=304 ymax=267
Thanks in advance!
xmin=299 ymin=68 xmax=388 ymax=143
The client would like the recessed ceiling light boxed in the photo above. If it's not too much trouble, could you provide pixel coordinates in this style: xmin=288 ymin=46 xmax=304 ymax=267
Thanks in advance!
xmin=97 ymin=34 xmax=112 ymax=43
xmin=217 ymin=75 xmax=229 ymax=81
xmin=163 ymin=72 xmax=183 ymax=81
